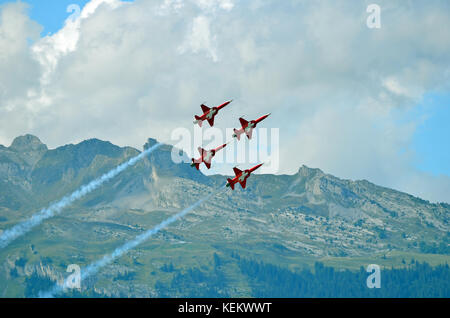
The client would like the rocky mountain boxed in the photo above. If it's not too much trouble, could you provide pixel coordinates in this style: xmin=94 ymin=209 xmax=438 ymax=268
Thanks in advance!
xmin=0 ymin=135 xmax=448 ymax=297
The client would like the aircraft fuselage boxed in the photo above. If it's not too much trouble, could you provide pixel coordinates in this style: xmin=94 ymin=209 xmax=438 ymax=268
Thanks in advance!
xmin=238 ymin=171 xmax=249 ymax=182
xmin=204 ymin=151 xmax=214 ymax=163
xmin=206 ymin=108 xmax=217 ymax=119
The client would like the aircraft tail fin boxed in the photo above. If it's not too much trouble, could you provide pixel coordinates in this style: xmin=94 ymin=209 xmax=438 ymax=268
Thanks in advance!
xmin=194 ymin=115 xmax=203 ymax=127
xmin=233 ymin=128 xmax=241 ymax=140
xmin=198 ymin=147 xmax=206 ymax=156
xmin=191 ymin=159 xmax=200 ymax=170
xmin=227 ymin=179 xmax=235 ymax=190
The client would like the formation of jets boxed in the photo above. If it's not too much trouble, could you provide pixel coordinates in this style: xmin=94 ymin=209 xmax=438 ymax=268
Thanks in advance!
xmin=191 ymin=100 xmax=270 ymax=190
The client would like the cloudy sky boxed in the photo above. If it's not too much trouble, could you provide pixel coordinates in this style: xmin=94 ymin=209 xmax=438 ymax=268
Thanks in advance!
xmin=0 ymin=0 xmax=449 ymax=202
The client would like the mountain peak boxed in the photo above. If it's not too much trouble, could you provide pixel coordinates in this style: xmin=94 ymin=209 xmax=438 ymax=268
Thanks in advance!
xmin=297 ymin=165 xmax=324 ymax=178
xmin=77 ymin=138 xmax=115 ymax=149
xmin=9 ymin=134 xmax=47 ymax=153
xmin=144 ymin=138 xmax=160 ymax=150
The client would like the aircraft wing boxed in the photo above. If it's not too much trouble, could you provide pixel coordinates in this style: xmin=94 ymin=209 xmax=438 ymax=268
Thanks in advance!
xmin=201 ymin=104 xmax=210 ymax=114
xmin=198 ymin=147 xmax=206 ymax=156
xmin=239 ymin=117 xmax=249 ymax=128
xmin=203 ymin=152 xmax=212 ymax=164
xmin=207 ymin=117 xmax=215 ymax=127
xmin=204 ymin=162 xmax=211 ymax=169
xmin=239 ymin=178 xmax=247 ymax=189
xmin=233 ymin=167 xmax=242 ymax=176
xmin=245 ymin=129 xmax=253 ymax=140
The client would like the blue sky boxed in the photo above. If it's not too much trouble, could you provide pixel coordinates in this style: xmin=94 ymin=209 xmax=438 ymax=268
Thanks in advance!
xmin=411 ymin=93 xmax=450 ymax=176
xmin=2 ymin=0 xmax=91 ymax=35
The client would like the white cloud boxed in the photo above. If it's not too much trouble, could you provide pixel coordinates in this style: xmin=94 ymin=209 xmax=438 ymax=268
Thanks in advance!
xmin=32 ymin=0 xmax=126 ymax=85
xmin=0 ymin=2 xmax=41 ymax=107
xmin=382 ymin=77 xmax=417 ymax=99
xmin=157 ymin=0 xmax=184 ymax=15
xmin=194 ymin=0 xmax=234 ymax=11
xmin=0 ymin=0 xmax=449 ymax=202
xmin=179 ymin=15 xmax=218 ymax=62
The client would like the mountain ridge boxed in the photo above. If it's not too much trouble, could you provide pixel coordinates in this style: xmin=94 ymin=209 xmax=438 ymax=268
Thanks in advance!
xmin=1 ymin=134 xmax=446 ymax=205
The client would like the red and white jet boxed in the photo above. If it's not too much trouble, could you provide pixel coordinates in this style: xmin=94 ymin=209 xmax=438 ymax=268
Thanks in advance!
xmin=191 ymin=143 xmax=228 ymax=170
xmin=232 ymin=113 xmax=271 ymax=140
xmin=226 ymin=163 xmax=263 ymax=190
xmin=193 ymin=100 xmax=233 ymax=127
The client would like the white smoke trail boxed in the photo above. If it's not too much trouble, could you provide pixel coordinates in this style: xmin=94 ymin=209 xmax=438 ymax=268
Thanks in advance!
xmin=39 ymin=186 xmax=224 ymax=298
xmin=0 ymin=143 xmax=162 ymax=249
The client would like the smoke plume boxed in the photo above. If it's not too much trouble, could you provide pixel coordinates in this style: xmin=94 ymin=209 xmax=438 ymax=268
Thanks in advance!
xmin=0 ymin=143 xmax=162 ymax=249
